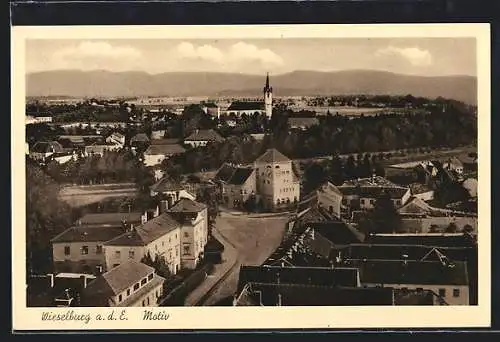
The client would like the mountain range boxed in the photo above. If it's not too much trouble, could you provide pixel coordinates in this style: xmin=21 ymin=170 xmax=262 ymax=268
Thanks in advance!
xmin=26 ymin=69 xmax=477 ymax=105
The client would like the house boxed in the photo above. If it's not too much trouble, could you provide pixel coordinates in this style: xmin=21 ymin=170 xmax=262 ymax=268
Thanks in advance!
xmin=105 ymin=132 xmax=126 ymax=147
xmin=183 ymin=129 xmax=224 ymax=148
xmin=143 ymin=143 xmax=186 ymax=167
xmin=287 ymin=117 xmax=319 ymax=130
xmin=348 ymin=259 xmax=470 ymax=305
xmin=80 ymin=260 xmax=165 ymax=307
xmin=226 ymin=101 xmax=265 ymax=116
xmin=254 ymin=148 xmax=301 ymax=211
xmin=214 ymin=163 xmax=256 ymax=209
xmin=151 ymin=130 xmax=166 ymax=140
xmin=304 ymin=221 xmax=364 ymax=258
xmin=167 ymin=198 xmax=209 ymax=269
xmin=29 ymin=141 xmax=64 ymax=162
xmin=130 ymin=133 xmax=150 ymax=149
xmin=103 ymin=213 xmax=182 ymax=274
xmin=443 ymin=157 xmax=464 ymax=175
xmin=84 ymin=143 xmax=121 ymax=156
xmin=76 ymin=212 xmax=144 ymax=228
xmin=316 ymin=177 xmax=411 ymax=220
xmin=457 ymin=153 xmax=478 ymax=172
xmin=462 ymin=178 xmax=478 ymax=198
xmin=25 ymin=115 xmax=53 ymax=125
xmin=234 ymin=283 xmax=395 ymax=306
xmin=47 ymin=151 xmax=78 ymax=165
xmin=409 ymin=183 xmax=434 ymax=201
xmin=201 ymin=103 xmax=220 ymax=118
xmin=51 ymin=224 xmax=127 ymax=274
xmin=149 ymin=178 xmax=196 ymax=203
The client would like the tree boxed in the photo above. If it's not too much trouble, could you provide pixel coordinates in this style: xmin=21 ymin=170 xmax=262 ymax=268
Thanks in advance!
xmin=445 ymin=222 xmax=458 ymax=233
xmin=358 ymin=191 xmax=403 ymax=234
xmin=302 ymin=162 xmax=327 ymax=195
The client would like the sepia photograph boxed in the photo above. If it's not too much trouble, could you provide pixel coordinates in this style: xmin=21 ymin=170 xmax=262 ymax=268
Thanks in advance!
xmin=12 ymin=24 xmax=490 ymax=330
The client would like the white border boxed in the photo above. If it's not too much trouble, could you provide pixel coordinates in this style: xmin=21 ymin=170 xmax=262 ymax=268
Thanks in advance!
xmin=11 ymin=24 xmax=491 ymax=330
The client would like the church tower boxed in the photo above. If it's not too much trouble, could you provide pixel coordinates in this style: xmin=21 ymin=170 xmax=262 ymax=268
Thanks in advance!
xmin=263 ymin=73 xmax=273 ymax=119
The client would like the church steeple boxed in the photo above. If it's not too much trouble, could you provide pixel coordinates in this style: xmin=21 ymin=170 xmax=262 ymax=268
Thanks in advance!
xmin=264 ymin=72 xmax=272 ymax=93
xmin=263 ymin=73 xmax=273 ymax=118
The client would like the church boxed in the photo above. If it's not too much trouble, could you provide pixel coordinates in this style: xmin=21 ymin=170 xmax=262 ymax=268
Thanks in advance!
xmin=225 ymin=73 xmax=273 ymax=118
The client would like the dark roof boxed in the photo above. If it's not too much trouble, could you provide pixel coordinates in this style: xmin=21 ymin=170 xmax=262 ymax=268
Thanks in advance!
xmin=130 ymin=133 xmax=150 ymax=143
xmin=145 ymin=144 xmax=186 ymax=156
xmin=202 ymin=102 xmax=218 ymax=108
xmin=51 ymin=225 xmax=126 ymax=243
xmin=184 ymin=129 xmax=224 ymax=142
xmin=255 ymin=148 xmax=291 ymax=163
xmin=338 ymin=185 xmax=409 ymax=199
xmin=31 ymin=141 xmax=64 ymax=154
xmin=214 ymin=163 xmax=254 ymax=185
xmin=77 ymin=212 xmax=143 ymax=226
xmin=365 ymin=233 xmax=476 ymax=248
xmin=237 ymin=265 xmax=359 ymax=293
xmin=227 ymin=101 xmax=265 ymax=111
xmin=104 ymin=213 xmax=180 ymax=246
xmin=83 ymin=261 xmax=156 ymax=301
xmin=348 ymin=259 xmax=469 ymax=286
xmin=236 ymin=283 xmax=394 ymax=306
xmin=168 ymin=198 xmax=207 ymax=213
xmin=150 ymin=177 xmax=184 ymax=193
xmin=307 ymin=221 xmax=364 ymax=245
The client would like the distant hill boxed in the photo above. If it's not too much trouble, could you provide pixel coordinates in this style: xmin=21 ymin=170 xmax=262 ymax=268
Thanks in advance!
xmin=26 ymin=69 xmax=477 ymax=105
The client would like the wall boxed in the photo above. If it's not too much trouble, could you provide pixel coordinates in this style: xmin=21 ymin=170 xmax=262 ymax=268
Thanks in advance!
xmin=185 ymin=140 xmax=208 ymax=148
xmin=221 ymin=171 xmax=257 ymax=209
xmin=366 ymin=283 xmax=469 ymax=305
xmin=180 ymin=212 xmax=207 ymax=269
xmin=255 ymin=160 xmax=300 ymax=211
xmin=317 ymin=189 xmax=342 ymax=219
xmin=110 ymin=273 xmax=163 ymax=307
xmin=413 ymin=190 xmax=435 ymax=202
xmin=144 ymin=153 xmax=166 ymax=167
xmin=53 ymin=241 xmax=106 ymax=273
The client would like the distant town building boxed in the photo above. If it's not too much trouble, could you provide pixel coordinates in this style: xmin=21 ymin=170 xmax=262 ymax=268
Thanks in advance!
xmin=105 ymin=132 xmax=126 ymax=148
xmin=183 ymin=129 xmax=224 ymax=148
xmin=143 ymin=143 xmax=186 ymax=167
xmin=81 ymin=260 xmax=165 ymax=307
xmin=226 ymin=101 xmax=265 ymax=117
xmin=201 ymin=103 xmax=220 ymax=118
xmin=214 ymin=163 xmax=257 ymax=209
xmin=29 ymin=141 xmax=64 ymax=162
xmin=25 ymin=115 xmax=53 ymax=125
xmin=287 ymin=117 xmax=319 ymax=130
xmin=149 ymin=177 xmax=196 ymax=204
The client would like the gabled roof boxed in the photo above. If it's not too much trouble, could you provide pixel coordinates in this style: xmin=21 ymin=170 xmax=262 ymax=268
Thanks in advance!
xmin=214 ymin=163 xmax=254 ymax=185
xmin=51 ymin=225 xmax=126 ymax=244
xmin=150 ymin=138 xmax=181 ymax=145
xmin=150 ymin=177 xmax=184 ymax=193
xmin=83 ymin=261 xmax=156 ymax=299
xmin=130 ymin=133 xmax=150 ymax=143
xmin=227 ymin=101 xmax=265 ymax=111
xmin=349 ymin=259 xmax=469 ymax=286
xmin=184 ymin=129 xmax=224 ymax=142
xmin=255 ymin=148 xmax=291 ymax=163
xmin=144 ymin=144 xmax=186 ymax=156
xmin=104 ymin=213 xmax=181 ymax=246
xmin=307 ymin=221 xmax=364 ymax=246
xmin=236 ymin=283 xmax=395 ymax=306
xmin=31 ymin=141 xmax=64 ymax=154
xmin=168 ymin=198 xmax=207 ymax=213
xmin=77 ymin=212 xmax=143 ymax=226
xmin=237 ymin=265 xmax=360 ymax=293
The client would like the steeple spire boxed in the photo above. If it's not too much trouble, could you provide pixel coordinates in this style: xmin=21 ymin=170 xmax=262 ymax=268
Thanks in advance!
xmin=265 ymin=72 xmax=270 ymax=89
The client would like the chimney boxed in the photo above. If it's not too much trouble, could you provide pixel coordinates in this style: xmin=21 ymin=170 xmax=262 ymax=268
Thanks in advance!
xmin=80 ymin=275 xmax=88 ymax=289
xmin=96 ymin=265 xmax=103 ymax=275
xmin=159 ymin=200 xmax=169 ymax=214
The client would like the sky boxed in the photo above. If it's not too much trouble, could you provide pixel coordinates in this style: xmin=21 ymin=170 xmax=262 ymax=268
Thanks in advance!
xmin=26 ymin=38 xmax=477 ymax=77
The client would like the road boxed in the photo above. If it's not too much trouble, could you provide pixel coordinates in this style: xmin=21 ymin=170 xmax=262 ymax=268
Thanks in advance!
xmin=198 ymin=211 xmax=291 ymax=306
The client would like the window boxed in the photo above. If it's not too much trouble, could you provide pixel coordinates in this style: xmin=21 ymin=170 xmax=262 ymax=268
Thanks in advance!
xmin=142 ymin=300 xmax=146 ymax=306
xmin=96 ymin=245 xmax=103 ymax=254
xmin=169 ymin=237 xmax=171 ymax=243
xmin=115 ymin=251 xmax=121 ymax=258
xmin=176 ymin=249 xmax=179 ymax=256
xmin=183 ymin=245 xmax=190 ymax=255
xmin=453 ymin=289 xmax=460 ymax=297
xmin=134 ymin=283 xmax=140 ymax=291
xmin=438 ymin=288 xmax=446 ymax=297
xmin=184 ymin=232 xmax=189 ymax=238
xmin=129 ymin=250 xmax=135 ymax=259
xmin=360 ymin=199 xmax=365 ymax=205
xmin=141 ymin=278 xmax=147 ymax=286
xmin=155 ymin=244 xmax=158 ymax=251
xmin=148 ymin=273 xmax=154 ymax=281
xmin=147 ymin=297 xmax=150 ymax=305
xmin=162 ymin=241 xmax=165 ymax=247
xmin=64 ymin=246 xmax=70 ymax=255
xmin=370 ymin=199 xmax=375 ymax=205
xmin=81 ymin=246 xmax=89 ymax=255
xmin=118 ymin=294 xmax=122 ymax=302
xmin=127 ymin=289 xmax=130 ymax=296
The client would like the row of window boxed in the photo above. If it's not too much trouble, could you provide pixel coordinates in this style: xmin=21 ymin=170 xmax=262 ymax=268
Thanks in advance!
xmin=117 ymin=273 xmax=154 ymax=303
xmin=280 ymin=187 xmax=295 ymax=194
xmin=64 ymin=245 xmax=102 ymax=256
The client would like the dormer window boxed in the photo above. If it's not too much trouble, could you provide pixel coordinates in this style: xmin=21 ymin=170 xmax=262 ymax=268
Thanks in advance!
xmin=148 ymin=273 xmax=154 ymax=281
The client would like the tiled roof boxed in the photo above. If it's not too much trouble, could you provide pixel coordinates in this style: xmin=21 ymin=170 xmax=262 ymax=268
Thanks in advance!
xmin=338 ymin=185 xmax=409 ymax=199
xmin=168 ymin=198 xmax=207 ymax=213
xmin=31 ymin=141 xmax=64 ymax=154
xmin=255 ymin=148 xmax=291 ymax=163
xmin=150 ymin=177 xmax=184 ymax=193
xmin=83 ymin=261 xmax=155 ymax=299
xmin=104 ymin=213 xmax=181 ymax=246
xmin=78 ymin=212 xmax=143 ymax=226
xmin=365 ymin=233 xmax=476 ymax=248
xmin=237 ymin=265 xmax=360 ymax=293
xmin=227 ymin=101 xmax=265 ymax=111
xmin=150 ymin=138 xmax=181 ymax=145
xmin=130 ymin=133 xmax=150 ymax=143
xmin=307 ymin=221 xmax=364 ymax=246
xmin=214 ymin=163 xmax=254 ymax=185
xmin=51 ymin=225 xmax=126 ymax=243
xmin=184 ymin=129 xmax=224 ymax=142
xmin=145 ymin=144 xmax=186 ymax=156
xmin=349 ymin=259 xmax=469 ymax=286
xmin=236 ymin=283 xmax=395 ymax=306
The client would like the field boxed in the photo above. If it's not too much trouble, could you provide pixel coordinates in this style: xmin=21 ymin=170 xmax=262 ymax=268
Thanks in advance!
xmin=58 ymin=183 xmax=138 ymax=208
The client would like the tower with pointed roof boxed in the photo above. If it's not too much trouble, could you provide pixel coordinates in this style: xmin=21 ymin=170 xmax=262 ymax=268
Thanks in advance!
xmin=263 ymin=73 xmax=273 ymax=119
